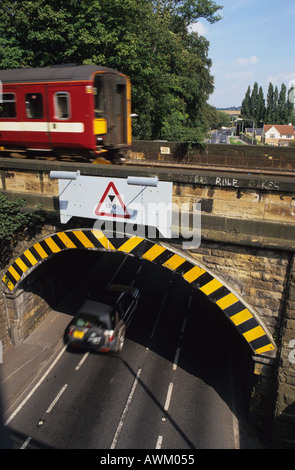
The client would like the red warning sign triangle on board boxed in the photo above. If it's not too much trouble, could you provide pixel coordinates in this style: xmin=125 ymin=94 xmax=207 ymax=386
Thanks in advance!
xmin=94 ymin=181 xmax=130 ymax=219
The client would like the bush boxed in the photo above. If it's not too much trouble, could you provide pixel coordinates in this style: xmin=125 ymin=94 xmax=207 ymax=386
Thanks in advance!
xmin=0 ymin=195 xmax=45 ymax=265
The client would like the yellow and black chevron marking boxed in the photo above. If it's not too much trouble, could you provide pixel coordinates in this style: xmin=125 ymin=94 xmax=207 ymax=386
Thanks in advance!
xmin=2 ymin=229 xmax=275 ymax=355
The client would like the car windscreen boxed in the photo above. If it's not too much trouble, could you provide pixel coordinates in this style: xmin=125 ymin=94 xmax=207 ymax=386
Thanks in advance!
xmin=75 ymin=313 xmax=109 ymax=329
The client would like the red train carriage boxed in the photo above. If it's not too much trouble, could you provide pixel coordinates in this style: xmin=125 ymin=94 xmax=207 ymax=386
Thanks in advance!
xmin=0 ymin=64 xmax=132 ymax=163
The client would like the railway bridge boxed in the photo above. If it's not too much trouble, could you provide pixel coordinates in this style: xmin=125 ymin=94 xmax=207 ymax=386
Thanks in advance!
xmin=1 ymin=142 xmax=295 ymax=447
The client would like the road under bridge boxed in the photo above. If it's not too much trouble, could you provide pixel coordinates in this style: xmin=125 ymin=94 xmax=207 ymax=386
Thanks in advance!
xmin=0 ymin=147 xmax=295 ymax=447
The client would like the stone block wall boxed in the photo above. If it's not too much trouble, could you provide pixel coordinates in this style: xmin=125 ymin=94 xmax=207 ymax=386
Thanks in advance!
xmin=0 ymin=289 xmax=10 ymax=350
xmin=4 ymin=289 xmax=49 ymax=346
xmin=0 ymin=225 xmax=56 ymax=350
xmin=183 ymin=241 xmax=295 ymax=447
xmin=130 ymin=140 xmax=295 ymax=172
xmin=273 ymin=256 xmax=295 ymax=448
xmin=173 ymin=182 xmax=295 ymax=227
xmin=187 ymin=242 xmax=289 ymax=339
xmin=0 ymin=169 xmax=58 ymax=196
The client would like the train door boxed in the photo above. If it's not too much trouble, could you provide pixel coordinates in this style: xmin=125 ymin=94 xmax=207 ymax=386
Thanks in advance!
xmin=93 ymin=73 xmax=108 ymax=148
xmin=102 ymin=74 xmax=128 ymax=150
xmin=114 ymin=76 xmax=128 ymax=146
xmin=20 ymin=84 xmax=51 ymax=150
xmin=47 ymin=85 xmax=89 ymax=152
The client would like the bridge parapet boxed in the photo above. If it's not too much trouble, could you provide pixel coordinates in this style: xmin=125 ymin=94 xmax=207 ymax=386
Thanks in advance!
xmin=130 ymin=141 xmax=295 ymax=173
xmin=1 ymin=157 xmax=295 ymax=250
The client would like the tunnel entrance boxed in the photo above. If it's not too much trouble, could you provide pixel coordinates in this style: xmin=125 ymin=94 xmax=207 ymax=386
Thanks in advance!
xmin=2 ymin=229 xmax=276 ymax=356
xmin=12 ymin=247 xmax=255 ymax=448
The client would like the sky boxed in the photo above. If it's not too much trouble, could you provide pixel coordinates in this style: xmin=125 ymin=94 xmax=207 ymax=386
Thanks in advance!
xmin=190 ymin=0 xmax=295 ymax=109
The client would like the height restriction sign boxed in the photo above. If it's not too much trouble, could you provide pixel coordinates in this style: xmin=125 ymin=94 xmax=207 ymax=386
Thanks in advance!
xmin=54 ymin=174 xmax=173 ymax=237
xmin=94 ymin=181 xmax=130 ymax=219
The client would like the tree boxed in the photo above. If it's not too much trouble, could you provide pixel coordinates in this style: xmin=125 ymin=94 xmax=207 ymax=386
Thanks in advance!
xmin=250 ymin=82 xmax=259 ymax=121
xmin=0 ymin=0 xmax=223 ymax=142
xmin=257 ymin=86 xmax=265 ymax=124
xmin=242 ymin=81 xmax=294 ymax=125
xmin=272 ymin=86 xmax=279 ymax=123
xmin=241 ymin=86 xmax=251 ymax=119
xmin=287 ymin=86 xmax=295 ymax=125
xmin=241 ymin=82 xmax=265 ymax=125
xmin=0 ymin=0 xmax=107 ymax=67
xmin=202 ymin=105 xmax=231 ymax=131
xmin=265 ymin=83 xmax=274 ymax=123
xmin=278 ymin=84 xmax=288 ymax=124
xmin=153 ymin=0 xmax=223 ymax=33
xmin=0 ymin=195 xmax=45 ymax=266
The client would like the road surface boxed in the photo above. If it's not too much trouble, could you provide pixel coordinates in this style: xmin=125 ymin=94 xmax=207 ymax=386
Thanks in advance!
xmin=3 ymin=252 xmax=252 ymax=449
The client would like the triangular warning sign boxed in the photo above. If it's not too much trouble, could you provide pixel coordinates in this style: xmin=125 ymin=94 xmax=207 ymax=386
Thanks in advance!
xmin=94 ymin=181 xmax=130 ymax=219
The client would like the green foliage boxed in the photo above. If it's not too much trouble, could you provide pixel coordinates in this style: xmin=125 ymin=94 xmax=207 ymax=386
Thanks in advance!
xmin=0 ymin=195 xmax=45 ymax=244
xmin=241 ymin=86 xmax=251 ymax=119
xmin=241 ymin=82 xmax=265 ymax=125
xmin=0 ymin=0 xmax=223 ymax=142
xmin=206 ymin=105 xmax=231 ymax=129
xmin=241 ymin=81 xmax=294 ymax=125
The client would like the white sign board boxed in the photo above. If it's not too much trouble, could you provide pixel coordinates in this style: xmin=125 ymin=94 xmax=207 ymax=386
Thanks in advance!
xmin=56 ymin=174 xmax=173 ymax=238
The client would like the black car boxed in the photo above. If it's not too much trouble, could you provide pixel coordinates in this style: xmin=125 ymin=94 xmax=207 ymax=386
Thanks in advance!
xmin=66 ymin=285 xmax=140 ymax=353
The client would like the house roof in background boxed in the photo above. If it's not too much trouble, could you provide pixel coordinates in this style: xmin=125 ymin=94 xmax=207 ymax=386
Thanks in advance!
xmin=264 ymin=125 xmax=295 ymax=135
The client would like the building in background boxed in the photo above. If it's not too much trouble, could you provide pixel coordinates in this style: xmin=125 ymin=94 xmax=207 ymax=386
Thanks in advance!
xmin=263 ymin=124 xmax=295 ymax=146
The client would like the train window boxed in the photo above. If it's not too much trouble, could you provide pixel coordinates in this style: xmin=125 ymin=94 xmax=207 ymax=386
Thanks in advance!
xmin=94 ymin=75 xmax=105 ymax=117
xmin=54 ymin=92 xmax=70 ymax=119
xmin=0 ymin=93 xmax=16 ymax=118
xmin=25 ymin=93 xmax=43 ymax=119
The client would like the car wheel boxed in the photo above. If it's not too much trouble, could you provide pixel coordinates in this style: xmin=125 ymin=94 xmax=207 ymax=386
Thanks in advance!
xmin=115 ymin=327 xmax=126 ymax=353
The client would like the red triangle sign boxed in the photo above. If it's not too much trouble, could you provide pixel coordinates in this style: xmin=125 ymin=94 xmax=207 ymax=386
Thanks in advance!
xmin=94 ymin=182 xmax=130 ymax=219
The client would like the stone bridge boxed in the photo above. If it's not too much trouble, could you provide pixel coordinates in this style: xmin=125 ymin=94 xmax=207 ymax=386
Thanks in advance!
xmin=1 ymin=147 xmax=295 ymax=447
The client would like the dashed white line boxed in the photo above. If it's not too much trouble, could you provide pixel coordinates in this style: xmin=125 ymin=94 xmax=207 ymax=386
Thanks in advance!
xmin=187 ymin=294 xmax=193 ymax=309
xmin=156 ymin=435 xmax=163 ymax=449
xmin=164 ymin=382 xmax=174 ymax=412
xmin=136 ymin=265 xmax=143 ymax=275
xmin=172 ymin=347 xmax=181 ymax=371
xmin=227 ymin=341 xmax=240 ymax=449
xmin=5 ymin=343 xmax=68 ymax=426
xmin=46 ymin=384 xmax=68 ymax=414
xmin=75 ymin=352 xmax=89 ymax=371
xmin=20 ymin=436 xmax=31 ymax=449
xmin=19 ymin=383 xmax=68 ymax=449
xmin=150 ymin=292 xmax=168 ymax=339
xmin=181 ymin=317 xmax=187 ymax=334
xmin=110 ymin=368 xmax=142 ymax=449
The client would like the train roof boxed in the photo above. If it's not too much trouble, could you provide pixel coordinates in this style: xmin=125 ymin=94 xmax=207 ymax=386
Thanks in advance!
xmin=0 ymin=64 xmax=123 ymax=84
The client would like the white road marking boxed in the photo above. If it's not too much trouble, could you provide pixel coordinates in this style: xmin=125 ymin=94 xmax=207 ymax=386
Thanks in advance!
xmin=164 ymin=382 xmax=174 ymax=412
xmin=110 ymin=368 xmax=142 ymax=449
xmin=227 ymin=341 xmax=240 ymax=449
xmin=75 ymin=352 xmax=89 ymax=371
xmin=136 ymin=265 xmax=143 ymax=275
xmin=150 ymin=292 xmax=168 ymax=339
xmin=173 ymin=347 xmax=181 ymax=371
xmin=181 ymin=317 xmax=187 ymax=334
xmin=0 ymin=347 xmax=47 ymax=386
xmin=187 ymin=295 xmax=193 ymax=309
xmin=5 ymin=343 xmax=68 ymax=426
xmin=20 ymin=436 xmax=31 ymax=449
xmin=156 ymin=435 xmax=163 ymax=449
xmin=46 ymin=384 xmax=68 ymax=414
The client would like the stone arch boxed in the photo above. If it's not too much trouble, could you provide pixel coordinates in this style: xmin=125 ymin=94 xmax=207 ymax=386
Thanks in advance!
xmin=2 ymin=229 xmax=276 ymax=355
